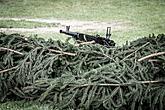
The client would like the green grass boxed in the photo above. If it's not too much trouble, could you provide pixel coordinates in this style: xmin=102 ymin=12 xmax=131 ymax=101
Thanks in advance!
xmin=0 ymin=20 xmax=58 ymax=28
xmin=0 ymin=0 xmax=164 ymax=43
xmin=0 ymin=0 xmax=164 ymax=21
xmin=0 ymin=101 xmax=53 ymax=110
xmin=0 ymin=0 xmax=164 ymax=109
xmin=0 ymin=0 xmax=164 ymax=44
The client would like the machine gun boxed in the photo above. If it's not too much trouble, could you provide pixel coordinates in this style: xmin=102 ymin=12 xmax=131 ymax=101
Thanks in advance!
xmin=59 ymin=26 xmax=115 ymax=47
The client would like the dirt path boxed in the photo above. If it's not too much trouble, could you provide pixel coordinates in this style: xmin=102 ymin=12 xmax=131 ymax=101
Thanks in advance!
xmin=0 ymin=17 xmax=132 ymax=34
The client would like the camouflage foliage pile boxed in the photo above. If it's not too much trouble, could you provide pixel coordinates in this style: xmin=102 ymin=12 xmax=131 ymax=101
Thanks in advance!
xmin=0 ymin=33 xmax=165 ymax=110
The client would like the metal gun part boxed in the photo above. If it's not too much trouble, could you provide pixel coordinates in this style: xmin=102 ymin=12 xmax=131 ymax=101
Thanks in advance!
xmin=106 ymin=27 xmax=111 ymax=39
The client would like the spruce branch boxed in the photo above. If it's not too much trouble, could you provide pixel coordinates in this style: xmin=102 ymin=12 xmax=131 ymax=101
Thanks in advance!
xmin=122 ymin=42 xmax=150 ymax=61
xmin=75 ymin=40 xmax=95 ymax=46
xmin=138 ymin=52 xmax=165 ymax=62
xmin=73 ymin=80 xmax=165 ymax=88
xmin=0 ymin=47 xmax=23 ymax=55
xmin=49 ymin=49 xmax=76 ymax=56
xmin=0 ymin=66 xmax=18 ymax=74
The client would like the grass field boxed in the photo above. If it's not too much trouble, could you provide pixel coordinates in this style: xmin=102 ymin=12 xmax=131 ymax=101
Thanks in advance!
xmin=0 ymin=0 xmax=165 ymax=44
xmin=0 ymin=0 xmax=164 ymax=109
xmin=0 ymin=101 xmax=53 ymax=110
xmin=0 ymin=20 xmax=57 ymax=28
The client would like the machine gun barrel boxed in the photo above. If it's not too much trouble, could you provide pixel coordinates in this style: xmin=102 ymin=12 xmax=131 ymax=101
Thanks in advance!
xmin=59 ymin=30 xmax=78 ymax=37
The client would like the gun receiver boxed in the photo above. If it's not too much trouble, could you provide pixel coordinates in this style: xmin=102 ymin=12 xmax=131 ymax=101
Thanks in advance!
xmin=59 ymin=26 xmax=115 ymax=47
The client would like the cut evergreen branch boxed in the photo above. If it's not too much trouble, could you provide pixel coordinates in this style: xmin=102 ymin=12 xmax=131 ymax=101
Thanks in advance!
xmin=48 ymin=49 xmax=76 ymax=56
xmin=0 ymin=66 xmax=18 ymax=74
xmin=138 ymin=51 xmax=165 ymax=62
xmin=0 ymin=47 xmax=24 ymax=55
